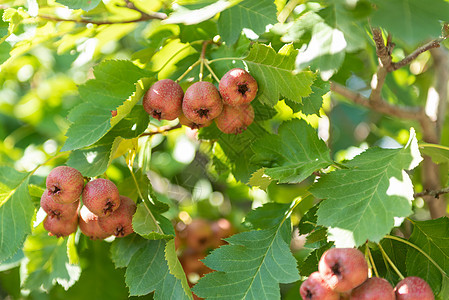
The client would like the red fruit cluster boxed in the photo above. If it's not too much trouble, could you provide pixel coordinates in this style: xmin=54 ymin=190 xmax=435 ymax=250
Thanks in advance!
xmin=175 ymin=218 xmax=234 ymax=290
xmin=143 ymin=68 xmax=258 ymax=134
xmin=41 ymin=166 xmax=136 ymax=239
xmin=300 ymin=248 xmax=434 ymax=300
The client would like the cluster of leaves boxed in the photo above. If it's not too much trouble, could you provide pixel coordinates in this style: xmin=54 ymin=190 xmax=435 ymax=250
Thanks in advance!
xmin=1 ymin=0 xmax=449 ymax=299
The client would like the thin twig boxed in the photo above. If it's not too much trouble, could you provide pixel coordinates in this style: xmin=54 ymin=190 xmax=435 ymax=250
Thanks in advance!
xmin=392 ymin=38 xmax=444 ymax=70
xmin=139 ymin=124 xmax=182 ymax=137
xmin=414 ymin=187 xmax=449 ymax=199
xmin=38 ymin=11 xmax=166 ymax=25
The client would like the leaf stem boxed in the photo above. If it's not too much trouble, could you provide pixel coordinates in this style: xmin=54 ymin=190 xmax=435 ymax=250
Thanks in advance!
xmin=384 ymin=234 xmax=446 ymax=276
xmin=139 ymin=124 xmax=182 ymax=137
xmin=204 ymin=61 xmax=221 ymax=83
xmin=176 ymin=60 xmax=201 ymax=83
xmin=208 ymin=57 xmax=244 ymax=64
xmin=157 ymin=41 xmax=201 ymax=73
xmin=366 ymin=246 xmax=379 ymax=277
xmin=419 ymin=143 xmax=449 ymax=151
xmin=377 ymin=242 xmax=404 ymax=280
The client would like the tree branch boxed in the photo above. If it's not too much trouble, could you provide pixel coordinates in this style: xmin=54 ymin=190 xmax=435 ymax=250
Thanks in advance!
xmin=38 ymin=12 xmax=166 ymax=25
xmin=414 ymin=187 xmax=449 ymax=199
xmin=392 ymin=38 xmax=444 ymax=70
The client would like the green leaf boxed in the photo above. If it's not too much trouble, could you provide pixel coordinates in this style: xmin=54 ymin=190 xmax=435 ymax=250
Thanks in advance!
xmin=67 ymin=105 xmax=149 ymax=177
xmin=125 ymin=239 xmax=192 ymax=299
xmin=218 ymin=0 xmax=277 ymax=45
xmin=0 ymin=167 xmax=33 ymax=262
xmin=245 ymin=43 xmax=315 ymax=106
xmin=406 ymin=218 xmax=449 ymax=298
xmin=132 ymin=203 xmax=173 ymax=240
xmin=371 ymin=0 xmax=449 ymax=45
xmin=61 ymin=61 xmax=151 ymax=151
xmin=165 ymin=239 xmax=192 ymax=299
xmin=419 ymin=144 xmax=449 ymax=164
xmin=244 ymin=202 xmax=290 ymax=229
xmin=296 ymin=22 xmax=346 ymax=80
xmin=110 ymin=234 xmax=148 ymax=269
xmin=310 ymin=129 xmax=422 ymax=247
xmin=193 ymin=221 xmax=300 ymax=299
xmin=298 ymin=76 xmax=329 ymax=115
xmin=56 ymin=0 xmax=101 ymax=11
xmin=22 ymin=229 xmax=81 ymax=291
xmin=251 ymin=119 xmax=332 ymax=184
xmin=299 ymin=243 xmax=333 ymax=277
xmin=164 ymin=0 xmax=232 ymax=25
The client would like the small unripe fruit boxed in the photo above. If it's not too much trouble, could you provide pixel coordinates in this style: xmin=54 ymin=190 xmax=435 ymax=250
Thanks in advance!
xmin=178 ymin=113 xmax=212 ymax=129
xmin=82 ymin=178 xmax=120 ymax=217
xmin=43 ymin=213 xmax=78 ymax=238
xmin=300 ymin=271 xmax=340 ymax=300
xmin=143 ymin=79 xmax=183 ymax=121
xmin=394 ymin=276 xmax=434 ymax=300
xmin=41 ymin=190 xmax=80 ymax=221
xmin=98 ymin=195 xmax=136 ymax=237
xmin=186 ymin=219 xmax=214 ymax=252
xmin=219 ymin=68 xmax=258 ymax=106
xmin=79 ymin=205 xmax=110 ymax=240
xmin=215 ymin=104 xmax=254 ymax=134
xmin=46 ymin=166 xmax=84 ymax=204
xmin=182 ymin=81 xmax=223 ymax=125
xmin=318 ymin=248 xmax=368 ymax=292
xmin=350 ymin=277 xmax=395 ymax=300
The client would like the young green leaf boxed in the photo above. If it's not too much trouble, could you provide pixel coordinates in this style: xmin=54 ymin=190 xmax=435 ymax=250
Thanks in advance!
xmin=245 ymin=43 xmax=315 ymax=106
xmin=110 ymin=235 xmax=148 ymax=269
xmin=218 ymin=0 xmax=277 ymax=45
xmin=310 ymin=129 xmax=422 ymax=247
xmin=251 ymin=119 xmax=332 ymax=185
xmin=56 ymin=0 xmax=101 ymax=12
xmin=0 ymin=167 xmax=33 ymax=263
xmin=125 ymin=239 xmax=192 ymax=299
xmin=193 ymin=221 xmax=299 ymax=299
xmin=61 ymin=61 xmax=151 ymax=151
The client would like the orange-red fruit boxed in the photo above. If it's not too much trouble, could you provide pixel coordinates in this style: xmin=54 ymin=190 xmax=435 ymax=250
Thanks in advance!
xmin=82 ymin=178 xmax=120 ymax=217
xmin=43 ymin=213 xmax=78 ymax=238
xmin=318 ymin=248 xmax=368 ymax=292
xmin=215 ymin=104 xmax=254 ymax=134
xmin=143 ymin=79 xmax=183 ymax=121
xmin=98 ymin=195 xmax=136 ymax=237
xmin=394 ymin=276 xmax=434 ymax=300
xmin=46 ymin=166 xmax=84 ymax=204
xmin=186 ymin=219 xmax=214 ymax=252
xmin=178 ymin=113 xmax=212 ymax=129
xmin=219 ymin=68 xmax=258 ymax=106
xmin=350 ymin=277 xmax=395 ymax=300
xmin=41 ymin=190 xmax=80 ymax=221
xmin=182 ymin=81 xmax=223 ymax=125
xmin=299 ymin=271 xmax=340 ymax=300
xmin=211 ymin=218 xmax=234 ymax=248
xmin=79 ymin=205 xmax=110 ymax=240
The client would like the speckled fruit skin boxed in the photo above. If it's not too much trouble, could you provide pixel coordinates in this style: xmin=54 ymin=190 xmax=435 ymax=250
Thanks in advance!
xmin=186 ymin=219 xmax=214 ymax=252
xmin=351 ymin=277 xmax=395 ymax=300
xmin=395 ymin=276 xmax=435 ymax=300
xmin=79 ymin=205 xmax=110 ymax=240
xmin=46 ymin=166 xmax=84 ymax=204
xmin=178 ymin=113 xmax=212 ymax=129
xmin=215 ymin=104 xmax=254 ymax=134
xmin=182 ymin=81 xmax=223 ymax=125
xmin=219 ymin=68 xmax=258 ymax=106
xmin=98 ymin=196 xmax=136 ymax=237
xmin=43 ymin=213 xmax=78 ymax=238
xmin=300 ymin=272 xmax=340 ymax=300
xmin=143 ymin=79 xmax=184 ymax=121
xmin=318 ymin=248 xmax=368 ymax=292
xmin=41 ymin=190 xmax=80 ymax=221
xmin=82 ymin=178 xmax=120 ymax=217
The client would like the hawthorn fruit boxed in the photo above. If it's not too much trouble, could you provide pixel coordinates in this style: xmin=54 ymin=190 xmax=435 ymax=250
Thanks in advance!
xmin=98 ymin=195 xmax=136 ymax=237
xmin=299 ymin=271 xmax=340 ymax=300
xmin=43 ymin=213 xmax=78 ymax=238
xmin=350 ymin=277 xmax=395 ymax=300
xmin=143 ymin=79 xmax=184 ymax=121
xmin=82 ymin=178 xmax=121 ymax=217
xmin=79 ymin=205 xmax=110 ymax=240
xmin=40 ymin=190 xmax=80 ymax=221
xmin=46 ymin=166 xmax=84 ymax=204
xmin=182 ymin=81 xmax=223 ymax=125
xmin=219 ymin=68 xmax=258 ymax=106
xmin=215 ymin=104 xmax=254 ymax=134
xmin=394 ymin=276 xmax=434 ymax=300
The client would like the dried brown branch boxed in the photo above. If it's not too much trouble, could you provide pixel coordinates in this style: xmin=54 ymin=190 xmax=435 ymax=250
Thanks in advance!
xmin=392 ymin=38 xmax=443 ymax=70
xmin=414 ymin=187 xmax=449 ymax=199
xmin=139 ymin=124 xmax=182 ymax=137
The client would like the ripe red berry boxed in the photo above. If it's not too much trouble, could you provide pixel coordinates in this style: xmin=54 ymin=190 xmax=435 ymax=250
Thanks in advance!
xmin=215 ymin=104 xmax=254 ymax=134
xmin=318 ymin=248 xmax=368 ymax=292
xmin=182 ymin=81 xmax=223 ymax=125
xmin=299 ymin=271 xmax=340 ymax=300
xmin=78 ymin=205 xmax=110 ymax=240
xmin=143 ymin=79 xmax=184 ymax=121
xmin=219 ymin=68 xmax=258 ymax=106
xmin=41 ymin=190 xmax=80 ymax=221
xmin=394 ymin=276 xmax=434 ymax=300
xmin=46 ymin=166 xmax=84 ymax=204
xmin=82 ymin=178 xmax=120 ymax=217
xmin=178 ymin=113 xmax=212 ymax=129
xmin=43 ymin=213 xmax=78 ymax=238
xmin=98 ymin=195 xmax=136 ymax=237
xmin=186 ymin=219 xmax=214 ymax=252
xmin=350 ymin=277 xmax=395 ymax=300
